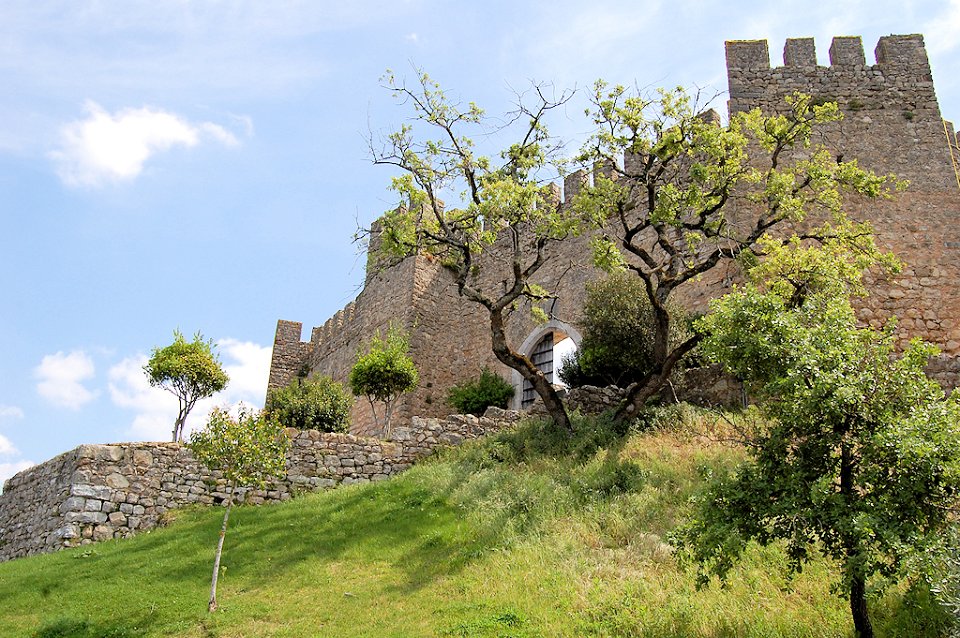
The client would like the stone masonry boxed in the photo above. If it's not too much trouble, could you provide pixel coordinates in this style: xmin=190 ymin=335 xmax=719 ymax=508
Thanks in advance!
xmin=270 ymin=33 xmax=960 ymax=435
xmin=0 ymin=412 xmax=516 ymax=562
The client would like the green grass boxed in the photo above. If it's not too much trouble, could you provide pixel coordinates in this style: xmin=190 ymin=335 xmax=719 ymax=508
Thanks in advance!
xmin=0 ymin=406 xmax=950 ymax=637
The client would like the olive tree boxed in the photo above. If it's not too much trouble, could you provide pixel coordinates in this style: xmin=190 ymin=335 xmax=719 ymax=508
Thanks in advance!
xmin=144 ymin=331 xmax=229 ymax=442
xmin=349 ymin=325 xmax=418 ymax=437
xmin=573 ymin=87 xmax=900 ymax=419
xmin=675 ymin=231 xmax=960 ymax=638
xmin=188 ymin=408 xmax=289 ymax=613
xmin=371 ymin=70 xmax=579 ymax=433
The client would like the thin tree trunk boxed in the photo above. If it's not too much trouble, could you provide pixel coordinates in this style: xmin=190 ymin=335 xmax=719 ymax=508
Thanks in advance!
xmin=172 ymin=413 xmax=186 ymax=443
xmin=850 ymin=572 xmax=874 ymax=638
xmin=208 ymin=482 xmax=234 ymax=613
xmin=839 ymin=441 xmax=873 ymax=638
xmin=384 ymin=398 xmax=394 ymax=438
xmin=366 ymin=397 xmax=382 ymax=435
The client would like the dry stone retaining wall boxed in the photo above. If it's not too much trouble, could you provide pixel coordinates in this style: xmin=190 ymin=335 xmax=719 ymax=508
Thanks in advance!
xmin=0 ymin=412 xmax=514 ymax=562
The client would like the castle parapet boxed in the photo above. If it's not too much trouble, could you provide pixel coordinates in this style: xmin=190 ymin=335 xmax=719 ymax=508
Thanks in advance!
xmin=784 ymin=38 xmax=816 ymax=67
xmin=563 ymin=169 xmax=590 ymax=203
xmin=726 ymin=34 xmax=954 ymax=190
xmin=725 ymin=39 xmax=770 ymax=70
xmin=829 ymin=36 xmax=866 ymax=66
xmin=875 ymin=34 xmax=932 ymax=76
xmin=268 ymin=320 xmax=313 ymax=392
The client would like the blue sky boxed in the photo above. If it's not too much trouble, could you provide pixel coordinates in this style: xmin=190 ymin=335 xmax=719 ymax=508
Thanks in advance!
xmin=2 ymin=0 xmax=958 ymax=485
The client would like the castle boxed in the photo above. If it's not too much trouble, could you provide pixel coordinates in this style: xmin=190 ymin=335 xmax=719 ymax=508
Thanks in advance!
xmin=3 ymin=33 xmax=960 ymax=562
xmin=269 ymin=34 xmax=960 ymax=436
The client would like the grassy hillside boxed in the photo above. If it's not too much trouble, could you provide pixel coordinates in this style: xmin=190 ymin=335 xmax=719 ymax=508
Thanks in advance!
xmin=0 ymin=407 xmax=949 ymax=637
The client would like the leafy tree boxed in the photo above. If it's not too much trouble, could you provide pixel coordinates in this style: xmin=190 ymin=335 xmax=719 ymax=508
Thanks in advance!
xmin=348 ymin=325 xmax=418 ymax=436
xmin=447 ymin=367 xmax=515 ymax=416
xmin=188 ymin=408 xmax=289 ymax=613
xmin=265 ymin=375 xmax=352 ymax=432
xmin=559 ymin=272 xmax=691 ymax=389
xmin=573 ymin=87 xmax=900 ymax=420
xmin=674 ymin=230 xmax=960 ymax=638
xmin=371 ymin=70 xmax=580 ymax=434
xmin=144 ymin=331 xmax=229 ymax=442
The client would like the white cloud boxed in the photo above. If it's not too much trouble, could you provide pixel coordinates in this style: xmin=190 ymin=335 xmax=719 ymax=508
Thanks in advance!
xmin=34 ymin=350 xmax=98 ymax=410
xmin=925 ymin=0 xmax=960 ymax=55
xmin=50 ymin=101 xmax=242 ymax=187
xmin=218 ymin=339 xmax=272 ymax=401
xmin=0 ymin=461 xmax=35 ymax=490
xmin=108 ymin=339 xmax=271 ymax=442
xmin=0 ymin=433 xmax=17 ymax=456
xmin=0 ymin=405 xmax=24 ymax=420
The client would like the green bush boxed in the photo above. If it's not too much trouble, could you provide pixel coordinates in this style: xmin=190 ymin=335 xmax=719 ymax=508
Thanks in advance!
xmin=265 ymin=376 xmax=352 ymax=432
xmin=559 ymin=273 xmax=692 ymax=388
xmin=447 ymin=367 xmax=514 ymax=416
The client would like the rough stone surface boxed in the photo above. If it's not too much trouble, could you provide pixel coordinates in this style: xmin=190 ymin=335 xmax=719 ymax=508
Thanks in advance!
xmin=270 ymin=33 xmax=960 ymax=435
xmin=0 ymin=413 xmax=516 ymax=562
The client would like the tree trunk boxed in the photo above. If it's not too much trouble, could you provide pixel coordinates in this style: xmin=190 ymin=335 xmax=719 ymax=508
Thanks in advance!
xmin=839 ymin=441 xmax=873 ymax=638
xmin=383 ymin=398 xmax=394 ymax=438
xmin=172 ymin=412 xmax=186 ymax=443
xmin=850 ymin=571 xmax=874 ymax=638
xmin=208 ymin=483 xmax=234 ymax=613
xmin=488 ymin=307 xmax=573 ymax=434
xmin=613 ymin=333 xmax=701 ymax=422
xmin=366 ymin=397 xmax=382 ymax=436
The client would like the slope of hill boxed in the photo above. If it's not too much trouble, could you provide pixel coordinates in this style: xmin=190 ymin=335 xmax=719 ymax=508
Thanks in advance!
xmin=0 ymin=408 xmax=948 ymax=637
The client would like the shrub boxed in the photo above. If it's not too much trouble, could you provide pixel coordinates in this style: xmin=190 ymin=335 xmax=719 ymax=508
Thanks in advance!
xmin=265 ymin=376 xmax=352 ymax=432
xmin=558 ymin=273 xmax=691 ymax=388
xmin=447 ymin=367 xmax=514 ymax=415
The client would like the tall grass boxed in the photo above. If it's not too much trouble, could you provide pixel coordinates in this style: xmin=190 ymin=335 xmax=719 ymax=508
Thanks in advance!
xmin=0 ymin=405 xmax=948 ymax=637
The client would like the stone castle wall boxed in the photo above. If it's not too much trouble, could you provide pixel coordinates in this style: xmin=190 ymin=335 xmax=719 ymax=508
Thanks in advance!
xmin=0 ymin=413 xmax=515 ymax=562
xmin=726 ymin=34 xmax=960 ymax=381
xmin=271 ymin=33 xmax=960 ymax=434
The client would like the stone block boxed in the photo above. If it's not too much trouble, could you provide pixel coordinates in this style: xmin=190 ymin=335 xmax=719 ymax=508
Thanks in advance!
xmin=71 ymin=484 xmax=112 ymax=500
xmin=53 ymin=524 xmax=80 ymax=540
xmin=105 ymin=473 xmax=129 ymax=489
xmin=58 ymin=496 xmax=87 ymax=513
xmin=133 ymin=450 xmax=154 ymax=466
xmin=64 ymin=511 xmax=108 ymax=525
xmin=93 ymin=525 xmax=114 ymax=541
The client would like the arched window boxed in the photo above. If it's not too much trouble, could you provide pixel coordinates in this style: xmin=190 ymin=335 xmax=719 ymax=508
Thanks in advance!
xmin=521 ymin=332 xmax=556 ymax=408
xmin=513 ymin=321 xmax=582 ymax=410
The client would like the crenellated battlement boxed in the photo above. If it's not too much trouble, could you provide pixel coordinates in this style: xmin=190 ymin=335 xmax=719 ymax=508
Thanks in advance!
xmin=726 ymin=34 xmax=954 ymax=192
xmin=726 ymin=34 xmax=932 ymax=75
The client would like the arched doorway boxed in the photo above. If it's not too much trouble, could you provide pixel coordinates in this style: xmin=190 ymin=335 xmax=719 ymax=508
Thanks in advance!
xmin=512 ymin=320 xmax=582 ymax=410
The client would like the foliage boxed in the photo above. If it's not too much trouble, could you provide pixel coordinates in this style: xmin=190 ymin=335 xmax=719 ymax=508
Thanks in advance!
xmin=372 ymin=69 xmax=579 ymax=433
xmin=188 ymin=407 xmax=289 ymax=612
xmin=559 ymin=272 xmax=692 ymax=388
xmin=144 ymin=331 xmax=229 ymax=442
xmin=929 ymin=526 xmax=960 ymax=634
xmin=265 ymin=375 xmax=352 ymax=432
xmin=674 ymin=232 xmax=960 ymax=638
xmin=447 ymin=367 xmax=515 ymax=416
xmin=349 ymin=325 xmax=419 ymax=435
xmin=573 ymin=86 xmax=901 ymax=418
